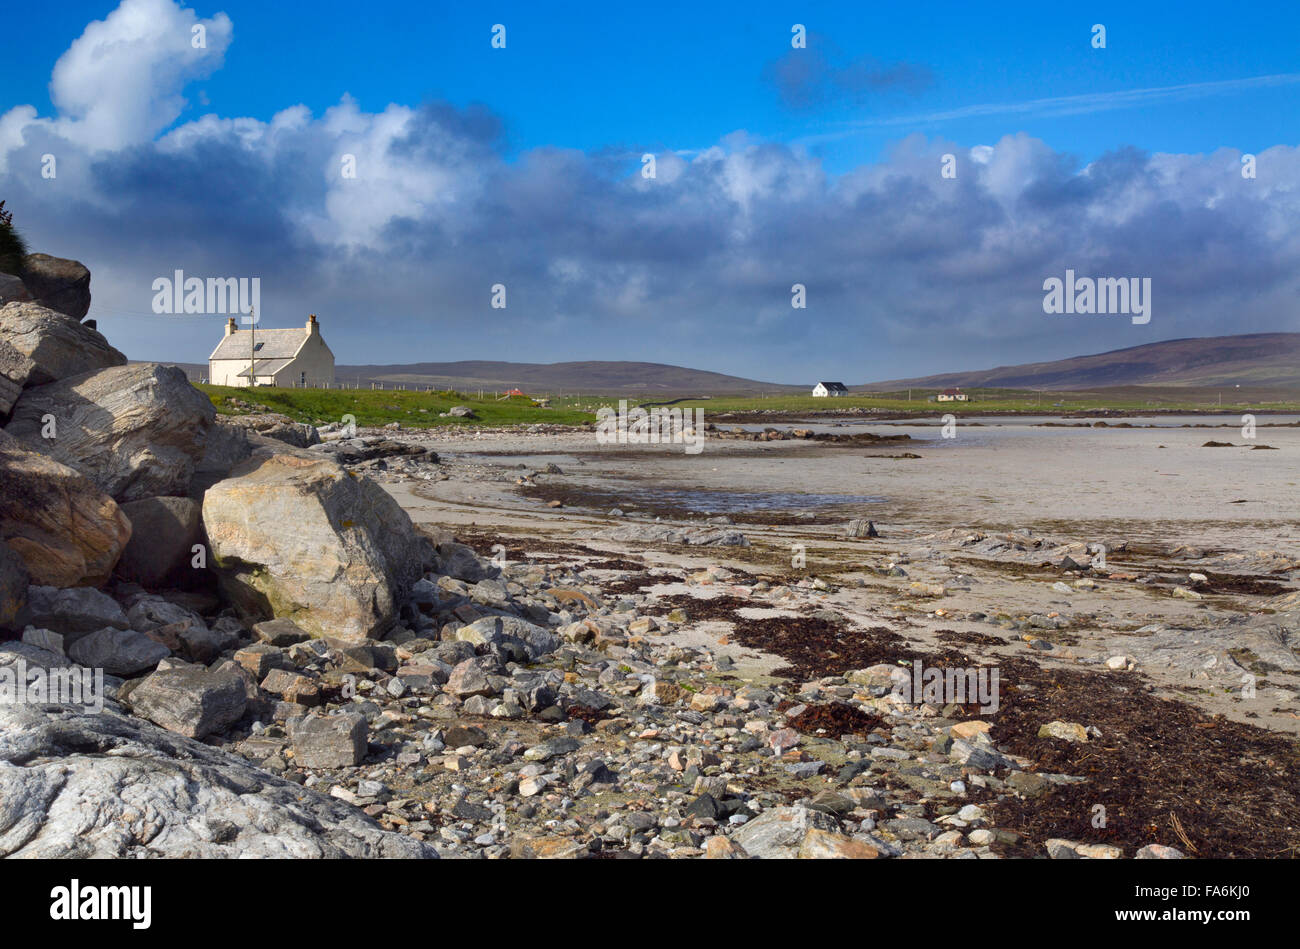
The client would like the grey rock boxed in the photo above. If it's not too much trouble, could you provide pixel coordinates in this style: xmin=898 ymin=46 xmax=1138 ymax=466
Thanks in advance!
xmin=252 ymin=617 xmax=311 ymax=647
xmin=0 ymin=540 xmax=28 ymax=629
xmin=18 ymin=254 xmax=91 ymax=320
xmin=592 ymin=524 xmax=750 ymax=547
xmin=435 ymin=542 xmax=492 ymax=582
xmin=203 ymin=452 xmax=427 ymax=641
xmin=729 ymin=805 xmax=840 ymax=859
xmin=67 ymin=627 xmax=170 ymax=676
xmin=523 ymin=737 xmax=580 ymax=762
xmin=220 ymin=413 xmax=321 ymax=449
xmin=446 ymin=659 xmax=495 ymax=697
xmin=0 ymin=694 xmax=432 ymax=857
xmin=0 ymin=429 xmax=131 ymax=587
xmin=7 ymin=363 xmax=214 ymax=502
xmin=290 ymin=711 xmax=368 ymax=768
xmin=114 ymin=496 xmax=203 ymax=587
xmin=24 ymin=585 xmax=129 ymax=636
xmin=844 ymin=518 xmax=879 ymax=538
xmin=1135 ymin=843 xmax=1185 ymax=859
xmin=128 ymin=663 xmax=248 ymax=739
xmin=124 ymin=595 xmax=205 ymax=633
xmin=0 ymin=301 xmax=123 ymax=389
xmin=0 ymin=272 xmax=31 ymax=308
xmin=455 ymin=614 xmax=560 ymax=660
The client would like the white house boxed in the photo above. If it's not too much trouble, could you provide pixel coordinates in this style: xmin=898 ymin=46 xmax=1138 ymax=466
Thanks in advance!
xmin=936 ymin=387 xmax=969 ymax=402
xmin=812 ymin=381 xmax=849 ymax=397
xmin=208 ymin=314 xmax=335 ymax=388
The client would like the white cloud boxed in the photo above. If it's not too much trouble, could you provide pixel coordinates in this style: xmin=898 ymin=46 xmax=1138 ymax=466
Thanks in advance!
xmin=47 ymin=0 xmax=232 ymax=150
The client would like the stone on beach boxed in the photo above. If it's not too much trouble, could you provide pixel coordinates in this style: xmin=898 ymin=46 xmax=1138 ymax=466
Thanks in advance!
xmin=127 ymin=663 xmax=248 ymax=740
xmin=290 ymin=711 xmax=368 ymax=769
xmin=202 ymin=452 xmax=427 ymax=641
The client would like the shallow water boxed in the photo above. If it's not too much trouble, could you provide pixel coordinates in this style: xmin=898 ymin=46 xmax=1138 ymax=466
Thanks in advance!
xmin=616 ymin=487 xmax=885 ymax=514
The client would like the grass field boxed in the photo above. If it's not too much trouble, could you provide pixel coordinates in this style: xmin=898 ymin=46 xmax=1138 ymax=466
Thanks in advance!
xmin=552 ymin=385 xmax=1300 ymax=416
xmin=197 ymin=384 xmax=595 ymax=428
xmin=197 ymin=383 xmax=1300 ymax=430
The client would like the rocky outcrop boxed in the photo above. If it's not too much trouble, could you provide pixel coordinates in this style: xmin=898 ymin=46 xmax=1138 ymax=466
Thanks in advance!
xmin=0 ymin=646 xmax=435 ymax=858
xmin=7 ymin=363 xmax=215 ymax=502
xmin=223 ymin=412 xmax=321 ymax=448
xmin=114 ymin=496 xmax=204 ymax=587
xmin=202 ymin=453 xmax=428 ymax=640
xmin=0 ymin=339 xmax=30 ymax=415
xmin=0 ymin=301 xmax=124 ymax=393
xmin=18 ymin=253 xmax=91 ymax=320
xmin=0 ymin=540 xmax=28 ymax=629
xmin=0 ymin=429 xmax=131 ymax=587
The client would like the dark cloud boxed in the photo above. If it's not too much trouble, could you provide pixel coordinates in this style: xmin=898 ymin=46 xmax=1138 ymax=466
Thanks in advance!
xmin=3 ymin=97 xmax=1298 ymax=382
xmin=762 ymin=33 xmax=934 ymax=110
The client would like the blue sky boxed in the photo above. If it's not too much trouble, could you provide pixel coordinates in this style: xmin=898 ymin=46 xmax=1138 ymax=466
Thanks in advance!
xmin=2 ymin=0 xmax=1299 ymax=382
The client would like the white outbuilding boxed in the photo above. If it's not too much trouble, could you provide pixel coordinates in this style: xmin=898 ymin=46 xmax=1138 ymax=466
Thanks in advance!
xmin=812 ymin=381 xmax=849 ymax=397
xmin=208 ymin=314 xmax=335 ymax=388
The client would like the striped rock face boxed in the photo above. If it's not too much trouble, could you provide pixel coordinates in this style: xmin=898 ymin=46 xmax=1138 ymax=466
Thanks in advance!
xmin=7 ymin=362 xmax=213 ymax=503
xmin=202 ymin=452 xmax=427 ymax=641
xmin=0 ymin=429 xmax=131 ymax=588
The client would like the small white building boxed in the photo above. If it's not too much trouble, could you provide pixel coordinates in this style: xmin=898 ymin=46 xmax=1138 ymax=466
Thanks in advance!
xmin=208 ymin=314 xmax=335 ymax=388
xmin=936 ymin=387 xmax=969 ymax=402
xmin=812 ymin=381 xmax=849 ymax=397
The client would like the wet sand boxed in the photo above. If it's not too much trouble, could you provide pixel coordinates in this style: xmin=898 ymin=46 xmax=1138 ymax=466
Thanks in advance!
xmin=381 ymin=418 xmax=1300 ymax=735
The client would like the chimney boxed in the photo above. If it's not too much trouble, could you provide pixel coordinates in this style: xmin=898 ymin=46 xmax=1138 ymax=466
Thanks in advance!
xmin=306 ymin=313 xmax=318 ymax=335
xmin=225 ymin=317 xmax=236 ymax=336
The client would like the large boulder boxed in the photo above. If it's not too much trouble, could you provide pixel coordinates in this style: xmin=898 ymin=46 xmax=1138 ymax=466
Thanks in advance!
xmin=0 ymin=540 xmax=28 ymax=630
xmin=0 ymin=645 xmax=436 ymax=858
xmin=0 ymin=339 xmax=31 ymax=415
xmin=0 ymin=301 xmax=124 ymax=391
xmin=0 ymin=273 xmax=30 ymax=307
xmin=190 ymin=417 xmax=319 ymax=497
xmin=202 ymin=453 xmax=427 ymax=641
xmin=18 ymin=253 xmax=91 ymax=320
xmin=114 ymin=496 xmax=204 ymax=587
xmin=23 ymin=585 xmax=129 ymax=637
xmin=0 ymin=429 xmax=131 ymax=587
xmin=6 ymin=363 xmax=214 ymax=502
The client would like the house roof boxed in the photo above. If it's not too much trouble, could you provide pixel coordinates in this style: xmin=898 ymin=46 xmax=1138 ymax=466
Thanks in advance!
xmin=941 ymin=387 xmax=963 ymax=395
xmin=234 ymin=358 xmax=293 ymax=378
xmin=815 ymin=381 xmax=848 ymax=390
xmin=210 ymin=327 xmax=308 ymax=362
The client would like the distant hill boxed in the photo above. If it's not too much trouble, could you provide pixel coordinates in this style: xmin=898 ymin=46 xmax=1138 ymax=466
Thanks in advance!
xmin=863 ymin=333 xmax=1300 ymax=391
xmin=330 ymin=360 xmax=804 ymax=396
xmin=158 ymin=332 xmax=1300 ymax=395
